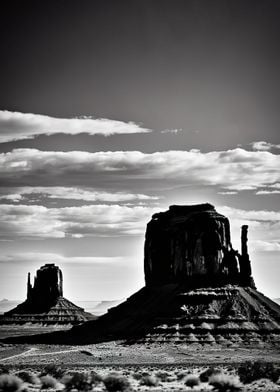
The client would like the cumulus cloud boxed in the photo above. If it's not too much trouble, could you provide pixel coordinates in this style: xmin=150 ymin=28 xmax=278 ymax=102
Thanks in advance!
xmin=0 ymin=147 xmax=279 ymax=192
xmin=0 ymin=202 xmax=279 ymax=256
xmin=0 ymin=204 xmax=157 ymax=239
xmin=0 ymin=110 xmax=150 ymax=142
xmin=0 ymin=186 xmax=158 ymax=203
xmin=251 ymin=141 xmax=280 ymax=151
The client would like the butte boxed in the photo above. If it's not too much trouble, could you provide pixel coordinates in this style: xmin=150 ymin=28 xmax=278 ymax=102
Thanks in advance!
xmin=2 ymin=203 xmax=280 ymax=345
xmin=0 ymin=263 xmax=94 ymax=325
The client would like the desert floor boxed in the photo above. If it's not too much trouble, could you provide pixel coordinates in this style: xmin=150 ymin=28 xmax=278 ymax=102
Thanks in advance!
xmin=1 ymin=341 xmax=280 ymax=366
xmin=1 ymin=326 xmax=280 ymax=391
xmin=1 ymin=342 xmax=280 ymax=391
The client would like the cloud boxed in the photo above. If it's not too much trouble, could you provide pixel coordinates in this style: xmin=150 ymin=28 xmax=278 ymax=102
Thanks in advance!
xmin=161 ymin=128 xmax=182 ymax=134
xmin=218 ymin=206 xmax=280 ymax=222
xmin=0 ymin=193 xmax=23 ymax=202
xmin=0 ymin=202 xmax=279 ymax=257
xmin=250 ymin=241 xmax=280 ymax=252
xmin=218 ymin=191 xmax=237 ymax=195
xmin=251 ymin=141 xmax=280 ymax=151
xmin=270 ymin=183 xmax=280 ymax=189
xmin=255 ymin=183 xmax=280 ymax=195
xmin=0 ymin=204 xmax=157 ymax=239
xmin=0 ymin=110 xmax=151 ymax=142
xmin=0 ymin=147 xmax=279 ymax=192
xmin=217 ymin=205 xmax=280 ymax=253
xmin=0 ymin=252 xmax=125 ymax=265
xmin=0 ymin=187 xmax=158 ymax=204
xmin=256 ymin=190 xmax=280 ymax=195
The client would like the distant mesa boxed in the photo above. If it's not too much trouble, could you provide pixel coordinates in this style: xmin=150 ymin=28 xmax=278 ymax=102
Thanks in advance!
xmin=0 ymin=264 xmax=95 ymax=325
xmin=92 ymin=300 xmax=124 ymax=316
xmin=2 ymin=203 xmax=280 ymax=346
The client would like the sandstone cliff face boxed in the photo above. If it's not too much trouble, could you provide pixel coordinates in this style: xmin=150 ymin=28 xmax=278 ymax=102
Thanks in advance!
xmin=144 ymin=203 xmax=239 ymax=287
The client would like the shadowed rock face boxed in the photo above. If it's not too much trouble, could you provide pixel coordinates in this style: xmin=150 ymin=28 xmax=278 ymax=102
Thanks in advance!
xmin=2 ymin=264 xmax=94 ymax=324
xmin=27 ymin=264 xmax=63 ymax=310
xmin=144 ymin=203 xmax=254 ymax=288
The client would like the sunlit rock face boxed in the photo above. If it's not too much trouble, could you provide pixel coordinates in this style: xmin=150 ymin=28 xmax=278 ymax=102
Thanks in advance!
xmin=144 ymin=203 xmax=252 ymax=288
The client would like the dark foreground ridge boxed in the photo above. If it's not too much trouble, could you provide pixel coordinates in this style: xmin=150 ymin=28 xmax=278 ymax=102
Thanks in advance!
xmin=2 ymin=203 xmax=280 ymax=345
xmin=0 ymin=264 xmax=95 ymax=325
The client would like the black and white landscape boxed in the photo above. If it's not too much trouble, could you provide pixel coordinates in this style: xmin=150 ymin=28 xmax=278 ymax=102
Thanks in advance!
xmin=0 ymin=1 xmax=280 ymax=391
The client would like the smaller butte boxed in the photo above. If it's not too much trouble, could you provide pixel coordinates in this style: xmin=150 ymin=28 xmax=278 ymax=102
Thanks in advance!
xmin=0 ymin=263 xmax=94 ymax=324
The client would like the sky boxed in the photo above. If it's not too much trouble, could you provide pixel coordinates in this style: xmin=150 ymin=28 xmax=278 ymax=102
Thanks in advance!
xmin=0 ymin=0 xmax=280 ymax=302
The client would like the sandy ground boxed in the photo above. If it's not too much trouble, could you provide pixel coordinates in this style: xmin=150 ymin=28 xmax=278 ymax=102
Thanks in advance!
xmin=1 ymin=327 xmax=280 ymax=391
xmin=1 ymin=341 xmax=280 ymax=366
xmin=0 ymin=325 xmax=280 ymax=366
xmin=0 ymin=325 xmax=72 ymax=340
xmin=0 ymin=343 xmax=280 ymax=391
xmin=1 ymin=350 xmax=280 ymax=391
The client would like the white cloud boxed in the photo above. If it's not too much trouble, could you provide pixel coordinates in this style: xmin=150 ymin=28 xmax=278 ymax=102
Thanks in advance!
xmin=0 ymin=204 xmax=157 ymax=239
xmin=256 ymin=190 xmax=280 ymax=195
xmin=250 ymin=241 xmax=280 ymax=252
xmin=0 ymin=193 xmax=23 ymax=202
xmin=218 ymin=206 xmax=280 ymax=222
xmin=270 ymin=183 xmax=280 ymax=189
xmin=251 ymin=141 xmax=280 ymax=151
xmin=217 ymin=205 xmax=280 ymax=254
xmin=0 ymin=147 xmax=279 ymax=192
xmin=255 ymin=183 xmax=280 ymax=195
xmin=0 ymin=203 xmax=279 ymax=257
xmin=0 ymin=252 xmax=125 ymax=265
xmin=218 ymin=191 xmax=237 ymax=195
xmin=0 ymin=110 xmax=150 ymax=142
xmin=0 ymin=186 xmax=158 ymax=203
xmin=161 ymin=128 xmax=182 ymax=134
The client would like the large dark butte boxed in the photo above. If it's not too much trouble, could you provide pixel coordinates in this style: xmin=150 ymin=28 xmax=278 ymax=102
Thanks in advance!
xmin=2 ymin=204 xmax=280 ymax=346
